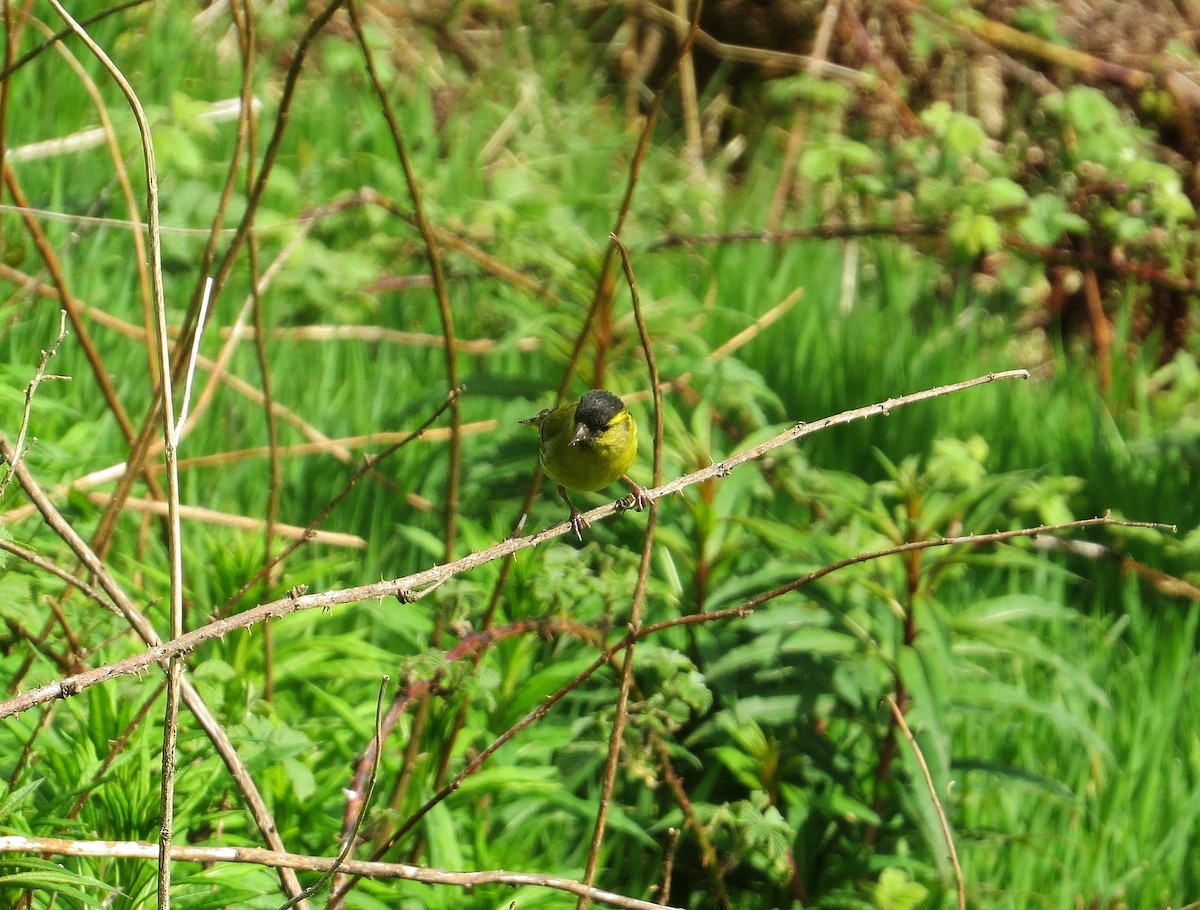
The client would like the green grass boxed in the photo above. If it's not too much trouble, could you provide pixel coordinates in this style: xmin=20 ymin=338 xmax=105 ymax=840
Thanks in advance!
xmin=2 ymin=3 xmax=1198 ymax=909
xmin=955 ymin=581 xmax=1200 ymax=907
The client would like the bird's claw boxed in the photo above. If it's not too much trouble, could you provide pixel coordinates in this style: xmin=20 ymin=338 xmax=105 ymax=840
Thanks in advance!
xmin=569 ymin=509 xmax=589 ymax=540
xmin=619 ymin=480 xmax=649 ymax=513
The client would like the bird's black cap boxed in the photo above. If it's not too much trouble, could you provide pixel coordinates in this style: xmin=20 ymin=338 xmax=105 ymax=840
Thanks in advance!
xmin=574 ymin=389 xmax=626 ymax=431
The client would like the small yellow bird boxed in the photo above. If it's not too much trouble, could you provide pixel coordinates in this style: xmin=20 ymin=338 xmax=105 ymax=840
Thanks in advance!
xmin=520 ymin=389 xmax=648 ymax=538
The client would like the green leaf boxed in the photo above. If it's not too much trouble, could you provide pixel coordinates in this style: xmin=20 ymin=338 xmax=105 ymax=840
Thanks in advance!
xmin=873 ymin=867 xmax=929 ymax=910
xmin=948 ymin=210 xmax=1003 ymax=256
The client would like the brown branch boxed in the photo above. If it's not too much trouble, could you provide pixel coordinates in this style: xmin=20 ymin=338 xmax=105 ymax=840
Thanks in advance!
xmin=637 ymin=2 xmax=867 ymax=85
xmin=0 ymin=835 xmax=680 ymax=910
xmin=1 ymin=309 xmax=69 ymax=498
xmin=82 ymin=492 xmax=366 ymax=549
xmin=0 ymin=424 xmax=492 ymax=527
xmin=217 ymin=386 xmax=461 ymax=616
xmin=2 ymin=163 xmax=141 ymax=448
xmin=90 ymin=0 xmax=346 ymax=570
xmin=557 ymin=0 xmax=703 ymax=397
xmin=943 ymin=5 xmax=1151 ymax=91
xmin=645 ymin=222 xmax=942 ymax=251
xmin=0 ymin=0 xmax=149 ymax=80
xmin=577 ymin=235 xmax=665 ymax=909
xmin=220 ymin=323 xmax=540 ymax=353
xmin=0 ymin=370 xmax=1042 ymax=720
xmin=648 ymin=730 xmax=731 ymax=909
xmin=334 ymin=619 xmax=547 ymax=882
xmin=1031 ymin=535 xmax=1200 ymax=602
xmin=883 ymin=695 xmax=965 ymax=910
xmin=278 ymin=677 xmax=389 ymax=910
xmin=347 ymin=0 xmax=461 ymax=563
xmin=0 ymin=433 xmax=310 ymax=907
xmin=0 ymin=538 xmax=117 ymax=615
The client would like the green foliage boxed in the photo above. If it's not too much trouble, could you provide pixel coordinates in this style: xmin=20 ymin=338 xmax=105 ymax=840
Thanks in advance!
xmin=873 ymin=868 xmax=928 ymax=910
xmin=0 ymin=2 xmax=1196 ymax=909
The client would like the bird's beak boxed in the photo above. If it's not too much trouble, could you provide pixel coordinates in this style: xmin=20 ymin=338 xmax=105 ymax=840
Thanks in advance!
xmin=570 ymin=422 xmax=590 ymax=445
xmin=520 ymin=408 xmax=550 ymax=428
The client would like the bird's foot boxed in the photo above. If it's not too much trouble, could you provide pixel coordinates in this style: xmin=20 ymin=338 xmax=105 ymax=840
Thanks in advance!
xmin=568 ymin=508 xmax=589 ymax=540
xmin=620 ymin=477 xmax=649 ymax=513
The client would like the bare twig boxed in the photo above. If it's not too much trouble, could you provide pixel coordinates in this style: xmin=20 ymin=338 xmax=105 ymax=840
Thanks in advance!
xmin=82 ymin=493 xmax=367 ymax=549
xmin=0 ymin=538 xmax=117 ymax=615
xmin=923 ymin=1 xmax=1152 ymax=91
xmin=645 ymin=222 xmax=943 ymax=251
xmin=347 ymin=0 xmax=461 ymax=563
xmin=0 ymin=370 xmax=1049 ymax=719
xmin=6 ymin=95 xmax=255 ymax=163
xmin=220 ymin=323 xmax=540 ymax=353
xmin=558 ymin=0 xmax=703 ymax=397
xmin=577 ymin=235 xmax=665 ymax=909
xmin=1083 ymin=269 xmax=1112 ymax=394
xmin=0 ymin=835 xmax=679 ymax=910
xmin=648 ymin=730 xmax=730 ymax=908
xmin=0 ymin=434 xmax=310 ymax=908
xmin=331 ymin=618 xmax=555 ymax=898
xmin=217 ymin=386 xmax=462 ymax=616
xmin=635 ymin=1 xmax=867 ymax=84
xmin=1 ymin=310 xmax=69 ymax=498
xmin=1031 ymin=535 xmax=1200 ymax=602
xmin=173 ymin=277 xmax=213 ymax=447
xmin=276 ymin=677 xmax=390 ymax=910
xmin=656 ymin=829 xmax=680 ymax=907
xmin=178 ymin=217 xmax=315 ymax=448
xmin=671 ymin=0 xmax=703 ymax=180
xmin=0 ymin=424 xmax=493 ymax=527
xmin=0 ymin=0 xmax=150 ymax=80
xmin=767 ymin=0 xmax=842 ymax=229
xmin=40 ymin=4 xmax=183 ymax=901
xmin=883 ymin=695 xmax=965 ymax=910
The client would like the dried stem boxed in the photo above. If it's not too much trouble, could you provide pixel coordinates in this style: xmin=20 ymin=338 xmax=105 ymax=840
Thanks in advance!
xmin=1 ymin=309 xmax=68 ymax=498
xmin=347 ymin=0 xmax=461 ymax=563
xmin=1 ymin=370 xmax=1058 ymax=719
xmin=277 ymin=677 xmax=390 ymax=910
xmin=557 ymin=0 xmax=703 ymax=397
xmin=883 ymin=695 xmax=965 ymax=910
xmin=577 ymin=235 xmax=665 ymax=908
xmin=39 ymin=3 xmax=183 ymax=902
xmin=0 ymin=835 xmax=678 ymax=910
xmin=0 ymin=434 xmax=309 ymax=907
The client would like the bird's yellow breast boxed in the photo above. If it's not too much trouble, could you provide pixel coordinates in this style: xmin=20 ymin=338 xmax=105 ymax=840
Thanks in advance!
xmin=539 ymin=407 xmax=637 ymax=492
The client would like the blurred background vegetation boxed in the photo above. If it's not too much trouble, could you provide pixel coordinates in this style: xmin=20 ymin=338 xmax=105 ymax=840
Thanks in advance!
xmin=1 ymin=1 xmax=1198 ymax=908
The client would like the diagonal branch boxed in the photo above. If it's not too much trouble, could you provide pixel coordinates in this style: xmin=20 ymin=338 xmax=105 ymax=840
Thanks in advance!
xmin=0 ymin=835 xmax=681 ymax=910
xmin=0 ymin=433 xmax=310 ymax=908
xmin=2 ymin=370 xmax=1038 ymax=717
